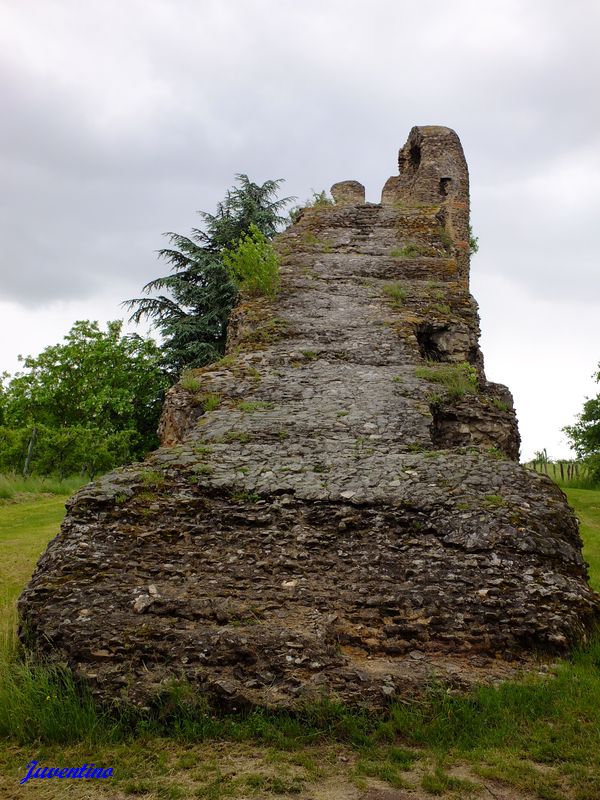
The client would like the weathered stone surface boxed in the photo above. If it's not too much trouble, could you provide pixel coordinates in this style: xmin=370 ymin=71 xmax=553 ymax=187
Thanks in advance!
xmin=331 ymin=180 xmax=366 ymax=205
xmin=18 ymin=126 xmax=600 ymax=709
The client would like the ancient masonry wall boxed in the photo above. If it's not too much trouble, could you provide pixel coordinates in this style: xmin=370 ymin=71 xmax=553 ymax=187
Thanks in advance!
xmin=18 ymin=126 xmax=599 ymax=709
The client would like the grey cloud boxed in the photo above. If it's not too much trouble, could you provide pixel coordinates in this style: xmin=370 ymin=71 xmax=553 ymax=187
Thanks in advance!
xmin=0 ymin=0 xmax=599 ymax=309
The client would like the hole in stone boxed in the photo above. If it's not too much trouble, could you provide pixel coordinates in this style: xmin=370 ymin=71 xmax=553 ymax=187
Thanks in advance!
xmin=415 ymin=323 xmax=448 ymax=361
xmin=439 ymin=177 xmax=452 ymax=197
xmin=430 ymin=403 xmax=466 ymax=449
xmin=409 ymin=142 xmax=421 ymax=171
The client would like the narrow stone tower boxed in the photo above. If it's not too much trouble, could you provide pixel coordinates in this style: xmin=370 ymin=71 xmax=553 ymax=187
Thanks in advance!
xmin=19 ymin=127 xmax=599 ymax=708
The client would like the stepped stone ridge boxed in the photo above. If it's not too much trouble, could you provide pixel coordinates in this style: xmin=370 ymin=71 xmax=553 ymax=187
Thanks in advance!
xmin=19 ymin=126 xmax=600 ymax=709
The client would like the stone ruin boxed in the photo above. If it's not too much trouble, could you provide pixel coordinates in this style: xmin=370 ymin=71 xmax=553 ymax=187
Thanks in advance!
xmin=19 ymin=126 xmax=600 ymax=708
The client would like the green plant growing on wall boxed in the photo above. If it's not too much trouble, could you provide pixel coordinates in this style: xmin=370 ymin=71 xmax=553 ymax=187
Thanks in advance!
xmin=308 ymin=190 xmax=334 ymax=207
xmin=222 ymin=225 xmax=279 ymax=298
xmin=180 ymin=371 xmax=202 ymax=393
xmin=288 ymin=190 xmax=334 ymax=224
xmin=140 ymin=469 xmax=166 ymax=488
xmin=490 ymin=397 xmax=510 ymax=412
xmin=197 ymin=393 xmax=221 ymax=412
xmin=468 ymin=224 xmax=479 ymax=255
xmin=416 ymin=362 xmax=479 ymax=400
xmin=390 ymin=243 xmax=425 ymax=258
xmin=300 ymin=231 xmax=331 ymax=251
xmin=382 ymin=282 xmax=407 ymax=307
xmin=238 ymin=400 xmax=274 ymax=413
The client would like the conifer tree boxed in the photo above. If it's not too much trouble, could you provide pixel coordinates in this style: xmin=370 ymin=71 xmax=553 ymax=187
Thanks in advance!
xmin=124 ymin=175 xmax=293 ymax=373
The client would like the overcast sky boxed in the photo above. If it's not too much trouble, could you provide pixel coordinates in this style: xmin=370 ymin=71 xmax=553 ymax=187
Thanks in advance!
xmin=1 ymin=0 xmax=598 ymax=460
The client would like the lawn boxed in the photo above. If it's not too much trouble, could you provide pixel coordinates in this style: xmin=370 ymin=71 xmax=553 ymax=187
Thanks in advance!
xmin=0 ymin=495 xmax=68 ymax=606
xmin=564 ymin=488 xmax=600 ymax=592
xmin=1 ymin=481 xmax=600 ymax=799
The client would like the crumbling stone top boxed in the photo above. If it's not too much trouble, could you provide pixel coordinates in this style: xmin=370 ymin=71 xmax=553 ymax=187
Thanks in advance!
xmin=18 ymin=126 xmax=600 ymax=710
xmin=331 ymin=180 xmax=365 ymax=205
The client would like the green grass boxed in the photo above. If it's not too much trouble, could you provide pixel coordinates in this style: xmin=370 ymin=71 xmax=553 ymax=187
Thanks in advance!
xmin=180 ymin=370 xmax=202 ymax=393
xmin=221 ymin=430 xmax=252 ymax=443
xmin=300 ymin=231 xmax=328 ymax=250
xmin=382 ymin=281 xmax=407 ymax=306
xmin=140 ymin=469 xmax=166 ymax=488
xmin=198 ymin=392 xmax=222 ymax=412
xmin=0 ymin=473 xmax=85 ymax=502
xmin=564 ymin=487 xmax=600 ymax=592
xmin=1 ymin=483 xmax=600 ymax=798
xmin=528 ymin=460 xmax=597 ymax=490
xmin=237 ymin=400 xmax=274 ymax=413
xmin=192 ymin=464 xmax=214 ymax=476
xmin=490 ymin=396 xmax=510 ymax=412
xmin=0 ymin=494 xmax=71 ymax=604
xmin=436 ymin=225 xmax=454 ymax=251
xmin=484 ymin=493 xmax=504 ymax=508
xmin=389 ymin=243 xmax=426 ymax=258
xmin=416 ymin=361 xmax=479 ymax=400
xmin=238 ymin=317 xmax=287 ymax=349
xmin=193 ymin=444 xmax=213 ymax=456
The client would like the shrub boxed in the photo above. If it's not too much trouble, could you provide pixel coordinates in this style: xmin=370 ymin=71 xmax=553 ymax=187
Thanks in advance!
xmin=587 ymin=453 xmax=600 ymax=485
xmin=223 ymin=225 xmax=280 ymax=298
xmin=0 ymin=320 xmax=168 ymax=476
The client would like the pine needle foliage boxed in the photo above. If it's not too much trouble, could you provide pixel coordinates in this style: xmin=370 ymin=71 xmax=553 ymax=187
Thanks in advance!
xmin=124 ymin=175 xmax=293 ymax=375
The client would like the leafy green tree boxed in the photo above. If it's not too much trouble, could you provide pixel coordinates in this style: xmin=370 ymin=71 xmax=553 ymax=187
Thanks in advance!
xmin=0 ymin=320 xmax=169 ymax=477
xmin=564 ymin=364 xmax=600 ymax=483
xmin=124 ymin=175 xmax=293 ymax=374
